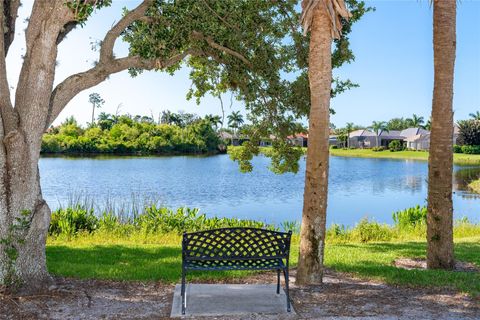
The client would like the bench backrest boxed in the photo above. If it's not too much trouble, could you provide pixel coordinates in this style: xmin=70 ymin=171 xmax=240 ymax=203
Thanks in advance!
xmin=182 ymin=228 xmax=291 ymax=260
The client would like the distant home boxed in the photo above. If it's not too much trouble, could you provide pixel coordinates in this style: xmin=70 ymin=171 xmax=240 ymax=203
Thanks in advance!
xmin=218 ymin=131 xmax=250 ymax=146
xmin=349 ymin=128 xmax=432 ymax=150
xmin=287 ymin=133 xmax=308 ymax=147
xmin=348 ymin=129 xmax=377 ymax=148
xmin=405 ymin=133 xmax=430 ymax=150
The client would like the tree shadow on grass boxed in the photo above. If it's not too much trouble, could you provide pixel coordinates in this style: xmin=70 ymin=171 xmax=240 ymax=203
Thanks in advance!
xmin=46 ymin=245 xmax=258 ymax=283
xmin=326 ymin=241 xmax=480 ymax=296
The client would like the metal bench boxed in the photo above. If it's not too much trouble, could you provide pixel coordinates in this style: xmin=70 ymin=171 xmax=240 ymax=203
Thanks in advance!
xmin=181 ymin=227 xmax=292 ymax=314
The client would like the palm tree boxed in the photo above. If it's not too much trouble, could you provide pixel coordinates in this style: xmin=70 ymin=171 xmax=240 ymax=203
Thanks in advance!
xmin=425 ymin=119 xmax=432 ymax=131
xmin=97 ymin=112 xmax=114 ymax=130
xmin=296 ymin=0 xmax=350 ymax=285
xmin=345 ymin=122 xmax=355 ymax=148
xmin=406 ymin=114 xmax=425 ymax=128
xmin=227 ymin=111 xmax=244 ymax=138
xmin=426 ymin=0 xmax=456 ymax=270
xmin=469 ymin=111 xmax=480 ymax=120
xmin=88 ymin=92 xmax=105 ymax=125
xmin=369 ymin=121 xmax=388 ymax=147
xmin=205 ymin=114 xmax=223 ymax=130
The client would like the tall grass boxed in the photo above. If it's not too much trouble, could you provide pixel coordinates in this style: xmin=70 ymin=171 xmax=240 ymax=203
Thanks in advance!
xmin=48 ymin=199 xmax=480 ymax=244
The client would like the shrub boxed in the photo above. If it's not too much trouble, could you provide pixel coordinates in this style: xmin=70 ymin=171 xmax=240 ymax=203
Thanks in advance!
xmin=351 ymin=218 xmax=393 ymax=242
xmin=388 ymin=140 xmax=404 ymax=152
xmin=453 ymin=145 xmax=463 ymax=153
xmin=49 ymin=205 xmax=98 ymax=237
xmin=392 ymin=205 xmax=427 ymax=229
xmin=330 ymin=145 xmax=338 ymax=149
xmin=457 ymin=120 xmax=480 ymax=146
xmin=372 ymin=146 xmax=386 ymax=152
xmin=461 ymin=145 xmax=480 ymax=154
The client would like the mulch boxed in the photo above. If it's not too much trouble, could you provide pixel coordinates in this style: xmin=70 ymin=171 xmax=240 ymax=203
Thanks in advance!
xmin=0 ymin=268 xmax=479 ymax=320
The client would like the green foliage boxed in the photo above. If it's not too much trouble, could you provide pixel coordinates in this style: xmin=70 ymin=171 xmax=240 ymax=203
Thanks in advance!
xmin=42 ymin=114 xmax=221 ymax=155
xmin=392 ymin=205 xmax=427 ymax=229
xmin=330 ymin=145 xmax=338 ymax=149
xmin=48 ymin=205 xmax=273 ymax=239
xmin=351 ymin=219 xmax=393 ymax=243
xmin=457 ymin=120 xmax=480 ymax=146
xmin=64 ymin=0 xmax=112 ymax=24
xmin=49 ymin=206 xmax=98 ymax=238
xmin=461 ymin=145 xmax=480 ymax=155
xmin=453 ymin=145 xmax=462 ymax=153
xmin=120 ymin=0 xmax=372 ymax=173
xmin=388 ymin=140 xmax=404 ymax=152
xmin=372 ymin=146 xmax=386 ymax=152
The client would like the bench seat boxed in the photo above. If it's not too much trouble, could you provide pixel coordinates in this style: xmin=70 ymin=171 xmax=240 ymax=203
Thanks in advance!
xmin=185 ymin=257 xmax=285 ymax=271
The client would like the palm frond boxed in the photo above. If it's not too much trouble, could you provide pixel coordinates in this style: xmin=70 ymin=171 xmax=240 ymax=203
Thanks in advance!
xmin=301 ymin=0 xmax=351 ymax=38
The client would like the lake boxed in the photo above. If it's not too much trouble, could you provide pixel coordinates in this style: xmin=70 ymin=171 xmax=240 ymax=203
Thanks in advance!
xmin=39 ymin=155 xmax=480 ymax=227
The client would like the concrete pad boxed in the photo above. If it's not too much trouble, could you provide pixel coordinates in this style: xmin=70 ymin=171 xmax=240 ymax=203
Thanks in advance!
xmin=170 ymin=284 xmax=295 ymax=317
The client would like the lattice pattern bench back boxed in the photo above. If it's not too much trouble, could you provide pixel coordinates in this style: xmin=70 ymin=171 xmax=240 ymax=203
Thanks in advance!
xmin=183 ymin=228 xmax=291 ymax=260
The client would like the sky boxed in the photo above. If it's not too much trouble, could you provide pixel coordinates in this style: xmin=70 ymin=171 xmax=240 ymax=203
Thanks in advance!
xmin=5 ymin=0 xmax=480 ymax=128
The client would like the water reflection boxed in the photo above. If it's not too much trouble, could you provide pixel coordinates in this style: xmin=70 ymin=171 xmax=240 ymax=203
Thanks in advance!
xmin=454 ymin=167 xmax=480 ymax=200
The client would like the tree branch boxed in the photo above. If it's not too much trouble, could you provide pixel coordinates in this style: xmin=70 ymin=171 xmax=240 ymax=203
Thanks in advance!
xmin=0 ymin=0 xmax=18 ymax=134
xmin=99 ymin=0 xmax=154 ymax=63
xmin=46 ymin=49 xmax=197 ymax=128
xmin=2 ymin=0 xmax=20 ymax=55
xmin=191 ymin=31 xmax=252 ymax=68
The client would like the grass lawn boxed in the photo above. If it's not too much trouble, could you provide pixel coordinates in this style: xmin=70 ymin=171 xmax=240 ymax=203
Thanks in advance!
xmin=46 ymin=235 xmax=480 ymax=297
xmin=229 ymin=146 xmax=480 ymax=165
xmin=329 ymin=148 xmax=480 ymax=165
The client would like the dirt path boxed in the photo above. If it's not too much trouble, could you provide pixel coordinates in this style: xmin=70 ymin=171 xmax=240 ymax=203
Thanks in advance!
xmin=1 ymin=269 xmax=478 ymax=319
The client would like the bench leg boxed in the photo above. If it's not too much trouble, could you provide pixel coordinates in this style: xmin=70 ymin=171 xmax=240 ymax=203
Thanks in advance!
xmin=181 ymin=268 xmax=186 ymax=315
xmin=276 ymin=269 xmax=281 ymax=294
xmin=283 ymin=268 xmax=291 ymax=312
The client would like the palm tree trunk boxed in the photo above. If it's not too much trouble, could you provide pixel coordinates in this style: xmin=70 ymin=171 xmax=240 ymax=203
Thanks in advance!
xmin=296 ymin=5 xmax=332 ymax=285
xmin=427 ymin=0 xmax=456 ymax=269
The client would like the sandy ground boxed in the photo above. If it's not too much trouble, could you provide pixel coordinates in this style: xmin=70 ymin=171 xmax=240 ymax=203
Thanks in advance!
xmin=0 ymin=269 xmax=479 ymax=320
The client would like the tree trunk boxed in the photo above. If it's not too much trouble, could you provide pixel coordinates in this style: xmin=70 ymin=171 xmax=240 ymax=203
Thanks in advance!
xmin=296 ymin=5 xmax=332 ymax=285
xmin=0 ymin=131 xmax=52 ymax=290
xmin=427 ymin=0 xmax=456 ymax=270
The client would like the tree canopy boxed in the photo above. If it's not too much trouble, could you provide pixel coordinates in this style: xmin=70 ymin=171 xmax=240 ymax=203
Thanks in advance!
xmin=121 ymin=0 xmax=372 ymax=174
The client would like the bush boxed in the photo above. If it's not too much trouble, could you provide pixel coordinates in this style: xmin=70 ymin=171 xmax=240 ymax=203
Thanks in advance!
xmin=461 ymin=145 xmax=480 ymax=154
xmin=330 ymin=145 xmax=338 ymax=149
xmin=388 ymin=140 xmax=404 ymax=152
xmin=453 ymin=145 xmax=463 ymax=153
xmin=351 ymin=218 xmax=393 ymax=242
xmin=392 ymin=205 xmax=427 ymax=229
xmin=49 ymin=205 xmax=98 ymax=237
xmin=41 ymin=115 xmax=221 ymax=155
xmin=372 ymin=146 xmax=386 ymax=152
xmin=457 ymin=120 xmax=480 ymax=146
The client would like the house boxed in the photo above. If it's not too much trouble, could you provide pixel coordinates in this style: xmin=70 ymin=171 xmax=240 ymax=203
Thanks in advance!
xmin=378 ymin=130 xmax=404 ymax=147
xmin=218 ymin=131 xmax=249 ymax=146
xmin=348 ymin=129 xmax=377 ymax=148
xmin=379 ymin=128 xmax=430 ymax=148
xmin=329 ymin=135 xmax=342 ymax=147
xmin=287 ymin=133 xmax=308 ymax=147
xmin=259 ymin=135 xmax=276 ymax=147
xmin=405 ymin=133 xmax=430 ymax=150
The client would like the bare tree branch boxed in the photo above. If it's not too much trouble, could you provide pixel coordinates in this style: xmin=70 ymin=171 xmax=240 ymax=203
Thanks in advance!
xmin=3 ymin=0 xmax=20 ymax=55
xmin=99 ymin=0 xmax=154 ymax=63
xmin=56 ymin=21 xmax=80 ymax=44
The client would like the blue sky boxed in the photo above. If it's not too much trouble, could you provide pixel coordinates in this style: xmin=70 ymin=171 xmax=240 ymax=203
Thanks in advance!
xmin=6 ymin=0 xmax=480 ymax=128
